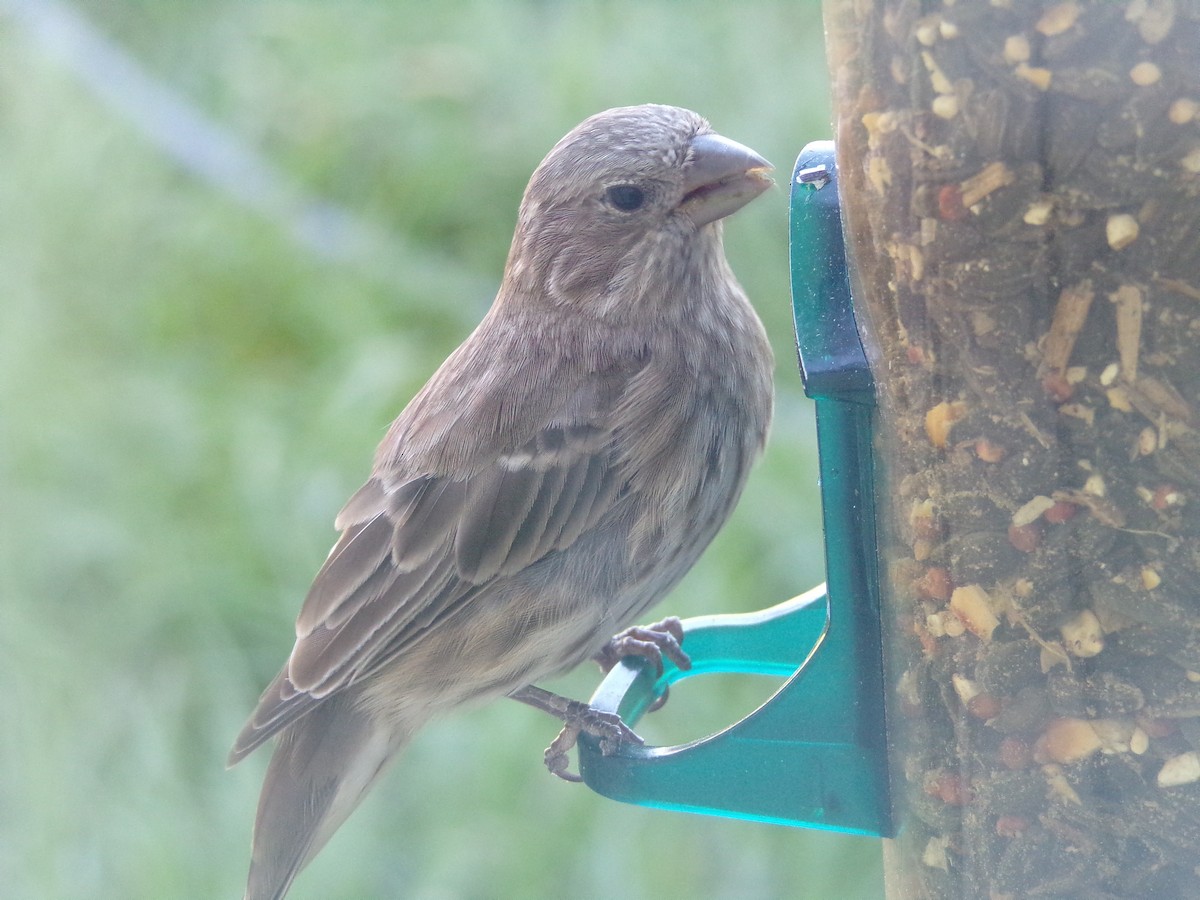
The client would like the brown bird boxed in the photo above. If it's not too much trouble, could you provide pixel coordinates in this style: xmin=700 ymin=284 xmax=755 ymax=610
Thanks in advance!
xmin=229 ymin=103 xmax=774 ymax=900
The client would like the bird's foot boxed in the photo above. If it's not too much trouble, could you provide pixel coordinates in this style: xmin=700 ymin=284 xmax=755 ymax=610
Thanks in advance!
xmin=542 ymin=703 xmax=644 ymax=782
xmin=508 ymin=684 xmax=644 ymax=782
xmin=543 ymin=725 xmax=584 ymax=782
xmin=593 ymin=616 xmax=691 ymax=676
xmin=593 ymin=616 xmax=690 ymax=712
xmin=509 ymin=616 xmax=692 ymax=781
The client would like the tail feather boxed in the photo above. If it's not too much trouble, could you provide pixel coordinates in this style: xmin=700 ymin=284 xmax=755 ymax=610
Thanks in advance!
xmin=228 ymin=671 xmax=323 ymax=768
xmin=243 ymin=693 xmax=406 ymax=900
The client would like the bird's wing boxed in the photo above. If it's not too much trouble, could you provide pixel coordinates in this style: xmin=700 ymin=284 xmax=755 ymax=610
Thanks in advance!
xmin=228 ymin=363 xmax=641 ymax=764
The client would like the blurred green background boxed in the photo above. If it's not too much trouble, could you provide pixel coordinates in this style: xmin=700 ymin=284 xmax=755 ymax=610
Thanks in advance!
xmin=0 ymin=1 xmax=883 ymax=897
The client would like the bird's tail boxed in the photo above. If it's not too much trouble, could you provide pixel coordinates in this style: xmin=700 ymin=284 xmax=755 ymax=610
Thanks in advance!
xmin=243 ymin=693 xmax=409 ymax=900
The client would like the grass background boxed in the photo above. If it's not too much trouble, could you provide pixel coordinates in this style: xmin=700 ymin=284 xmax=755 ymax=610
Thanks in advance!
xmin=0 ymin=1 xmax=884 ymax=897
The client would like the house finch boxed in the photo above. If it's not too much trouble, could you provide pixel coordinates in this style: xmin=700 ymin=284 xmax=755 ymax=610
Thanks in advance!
xmin=229 ymin=103 xmax=774 ymax=900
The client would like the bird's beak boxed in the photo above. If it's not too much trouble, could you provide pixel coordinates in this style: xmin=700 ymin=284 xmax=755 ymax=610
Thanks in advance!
xmin=679 ymin=132 xmax=774 ymax=228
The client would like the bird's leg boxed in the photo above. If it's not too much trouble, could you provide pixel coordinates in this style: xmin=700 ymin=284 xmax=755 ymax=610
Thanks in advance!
xmin=508 ymin=684 xmax=643 ymax=782
xmin=593 ymin=616 xmax=691 ymax=713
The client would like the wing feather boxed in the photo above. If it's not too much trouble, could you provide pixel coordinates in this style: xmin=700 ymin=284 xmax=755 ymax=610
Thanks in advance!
xmin=232 ymin=358 xmax=650 ymax=757
xmin=289 ymin=550 xmax=459 ymax=695
xmin=389 ymin=478 xmax=466 ymax=571
xmin=454 ymin=463 xmax=544 ymax=579
xmin=505 ymin=465 xmax=569 ymax=566
xmin=296 ymin=516 xmax=393 ymax=635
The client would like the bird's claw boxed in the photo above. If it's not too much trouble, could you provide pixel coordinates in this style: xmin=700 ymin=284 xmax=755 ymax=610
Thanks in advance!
xmin=593 ymin=616 xmax=691 ymax=677
xmin=646 ymin=684 xmax=671 ymax=713
xmin=543 ymin=702 xmax=644 ymax=782
xmin=545 ymin=725 xmax=583 ymax=782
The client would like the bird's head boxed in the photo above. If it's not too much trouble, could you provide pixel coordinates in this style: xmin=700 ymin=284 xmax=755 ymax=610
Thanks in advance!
xmin=501 ymin=104 xmax=773 ymax=316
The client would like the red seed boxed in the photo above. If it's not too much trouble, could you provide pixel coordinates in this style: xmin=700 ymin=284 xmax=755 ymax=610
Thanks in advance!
xmin=1008 ymin=522 xmax=1042 ymax=553
xmin=974 ymin=438 xmax=1007 ymax=463
xmin=928 ymin=773 xmax=972 ymax=805
xmin=906 ymin=344 xmax=932 ymax=366
xmin=916 ymin=566 xmax=954 ymax=602
xmin=1151 ymin=484 xmax=1185 ymax=510
xmin=915 ymin=622 xmax=939 ymax=657
xmin=938 ymin=184 xmax=967 ymax=220
xmin=999 ymin=737 xmax=1032 ymax=770
xmin=1042 ymin=371 xmax=1073 ymax=402
xmin=995 ymin=815 xmax=1029 ymax=838
xmin=968 ymin=693 xmax=1002 ymax=720
xmin=1043 ymin=501 xmax=1079 ymax=524
xmin=941 ymin=775 xmax=972 ymax=805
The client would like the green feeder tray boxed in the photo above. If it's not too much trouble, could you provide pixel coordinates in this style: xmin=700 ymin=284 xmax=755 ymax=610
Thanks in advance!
xmin=575 ymin=141 xmax=893 ymax=837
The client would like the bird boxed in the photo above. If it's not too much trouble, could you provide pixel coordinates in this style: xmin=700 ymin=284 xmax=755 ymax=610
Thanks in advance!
xmin=228 ymin=103 xmax=774 ymax=900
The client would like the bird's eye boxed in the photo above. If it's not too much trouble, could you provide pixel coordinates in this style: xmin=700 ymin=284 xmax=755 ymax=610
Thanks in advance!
xmin=605 ymin=184 xmax=646 ymax=212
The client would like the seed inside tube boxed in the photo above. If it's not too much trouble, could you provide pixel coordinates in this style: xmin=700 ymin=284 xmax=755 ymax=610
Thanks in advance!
xmin=1136 ymin=426 xmax=1158 ymax=457
xmin=1106 ymin=213 xmax=1140 ymax=250
xmin=1035 ymin=718 xmax=1102 ymax=764
xmin=1036 ymin=1 xmax=1081 ymax=36
xmin=1169 ymin=98 xmax=1198 ymax=124
xmin=1023 ymin=198 xmax=1053 ymax=225
xmin=925 ymin=400 xmax=968 ymax=448
xmin=1015 ymin=63 xmax=1053 ymax=91
xmin=1158 ymin=751 xmax=1200 ymax=787
xmin=932 ymin=94 xmax=959 ymax=119
xmin=1060 ymin=609 xmax=1104 ymax=658
xmin=1130 ymin=61 xmax=1162 ymax=86
xmin=1127 ymin=0 xmax=1177 ymax=44
xmin=949 ymin=584 xmax=999 ymax=641
xmin=1130 ymin=727 xmax=1150 ymax=755
xmin=1003 ymin=34 xmax=1030 ymax=64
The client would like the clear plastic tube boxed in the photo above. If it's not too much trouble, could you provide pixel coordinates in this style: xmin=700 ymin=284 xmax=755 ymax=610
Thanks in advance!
xmin=824 ymin=1 xmax=1200 ymax=895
